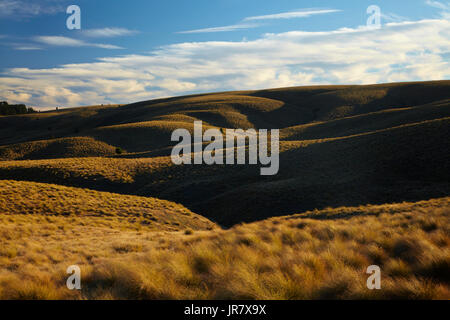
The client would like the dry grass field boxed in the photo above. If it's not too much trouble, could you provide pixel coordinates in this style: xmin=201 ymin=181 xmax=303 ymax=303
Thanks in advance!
xmin=0 ymin=81 xmax=449 ymax=299
xmin=0 ymin=180 xmax=215 ymax=231
xmin=0 ymin=196 xmax=448 ymax=299
xmin=0 ymin=137 xmax=118 ymax=161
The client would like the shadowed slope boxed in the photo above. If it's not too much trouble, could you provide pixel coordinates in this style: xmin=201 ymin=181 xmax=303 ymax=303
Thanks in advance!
xmin=0 ymin=116 xmax=448 ymax=227
xmin=0 ymin=81 xmax=448 ymax=227
xmin=1 ymin=81 xmax=448 ymax=148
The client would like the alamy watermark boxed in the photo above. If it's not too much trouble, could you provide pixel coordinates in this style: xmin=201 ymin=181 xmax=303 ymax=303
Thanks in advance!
xmin=171 ymin=121 xmax=280 ymax=176
xmin=66 ymin=5 xmax=81 ymax=30
xmin=367 ymin=5 xmax=381 ymax=29
xmin=66 ymin=265 xmax=81 ymax=290
xmin=366 ymin=265 xmax=381 ymax=289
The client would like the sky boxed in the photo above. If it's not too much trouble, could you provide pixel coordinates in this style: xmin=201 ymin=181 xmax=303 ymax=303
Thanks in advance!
xmin=0 ymin=0 xmax=449 ymax=109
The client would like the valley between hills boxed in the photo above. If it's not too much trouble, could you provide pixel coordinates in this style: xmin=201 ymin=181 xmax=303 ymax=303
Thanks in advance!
xmin=0 ymin=80 xmax=449 ymax=299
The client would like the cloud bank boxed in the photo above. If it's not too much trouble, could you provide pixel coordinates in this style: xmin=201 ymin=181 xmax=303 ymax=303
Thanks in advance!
xmin=1 ymin=18 xmax=449 ymax=108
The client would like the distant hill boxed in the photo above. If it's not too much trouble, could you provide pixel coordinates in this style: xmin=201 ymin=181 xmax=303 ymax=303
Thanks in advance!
xmin=0 ymin=80 xmax=449 ymax=226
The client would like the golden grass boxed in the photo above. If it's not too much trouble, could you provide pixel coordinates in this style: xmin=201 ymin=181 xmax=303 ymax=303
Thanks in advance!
xmin=0 ymin=180 xmax=216 ymax=231
xmin=0 ymin=137 xmax=118 ymax=161
xmin=0 ymin=197 xmax=448 ymax=299
xmin=0 ymin=81 xmax=449 ymax=299
xmin=0 ymin=110 xmax=448 ymax=228
xmin=0 ymin=156 xmax=174 ymax=184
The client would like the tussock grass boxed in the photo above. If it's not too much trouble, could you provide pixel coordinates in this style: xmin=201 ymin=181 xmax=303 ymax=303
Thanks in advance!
xmin=0 ymin=81 xmax=449 ymax=299
xmin=0 ymin=137 xmax=118 ymax=161
xmin=0 ymin=156 xmax=174 ymax=185
xmin=0 ymin=180 xmax=216 ymax=231
xmin=0 ymin=197 xmax=448 ymax=299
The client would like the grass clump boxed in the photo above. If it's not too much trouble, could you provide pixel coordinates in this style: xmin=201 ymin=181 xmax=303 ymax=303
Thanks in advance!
xmin=0 ymin=197 xmax=448 ymax=299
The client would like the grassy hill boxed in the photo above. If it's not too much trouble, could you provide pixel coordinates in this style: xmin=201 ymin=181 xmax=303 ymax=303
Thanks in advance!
xmin=0 ymin=180 xmax=216 ymax=232
xmin=0 ymin=81 xmax=448 ymax=147
xmin=0 ymin=80 xmax=448 ymax=226
xmin=0 ymin=197 xmax=448 ymax=299
xmin=0 ymin=80 xmax=448 ymax=299
xmin=0 ymin=137 xmax=119 ymax=161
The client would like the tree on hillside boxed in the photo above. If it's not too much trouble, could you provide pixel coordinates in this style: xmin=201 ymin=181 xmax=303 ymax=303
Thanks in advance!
xmin=0 ymin=101 xmax=36 ymax=115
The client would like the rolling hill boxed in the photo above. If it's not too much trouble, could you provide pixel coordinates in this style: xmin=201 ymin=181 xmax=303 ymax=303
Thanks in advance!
xmin=0 ymin=80 xmax=449 ymax=299
xmin=0 ymin=80 xmax=449 ymax=226
xmin=1 ymin=196 xmax=448 ymax=299
xmin=0 ymin=179 xmax=215 ymax=232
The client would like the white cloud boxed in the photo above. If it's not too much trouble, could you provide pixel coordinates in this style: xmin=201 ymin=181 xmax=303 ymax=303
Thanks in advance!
xmin=178 ymin=8 xmax=339 ymax=34
xmin=82 ymin=28 xmax=139 ymax=38
xmin=34 ymin=36 xmax=124 ymax=49
xmin=243 ymin=9 xmax=341 ymax=21
xmin=425 ymin=0 xmax=450 ymax=10
xmin=1 ymin=18 xmax=449 ymax=108
xmin=0 ymin=0 xmax=64 ymax=18
xmin=178 ymin=24 xmax=259 ymax=34
xmin=381 ymin=13 xmax=409 ymax=23
xmin=14 ymin=46 xmax=43 ymax=50
xmin=426 ymin=0 xmax=450 ymax=18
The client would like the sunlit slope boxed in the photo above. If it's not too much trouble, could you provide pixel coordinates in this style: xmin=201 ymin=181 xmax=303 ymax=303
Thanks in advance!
xmin=0 ymin=81 xmax=448 ymax=152
xmin=0 ymin=116 xmax=448 ymax=226
xmin=0 ymin=137 xmax=118 ymax=161
xmin=252 ymin=81 xmax=450 ymax=120
xmin=0 ymin=80 xmax=448 ymax=226
xmin=155 ymin=117 xmax=450 ymax=226
xmin=0 ymin=197 xmax=448 ymax=299
xmin=91 ymin=120 xmax=219 ymax=153
xmin=0 ymin=180 xmax=216 ymax=231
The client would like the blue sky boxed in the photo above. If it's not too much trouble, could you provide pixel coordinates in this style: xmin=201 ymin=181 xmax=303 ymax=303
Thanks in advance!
xmin=0 ymin=0 xmax=449 ymax=109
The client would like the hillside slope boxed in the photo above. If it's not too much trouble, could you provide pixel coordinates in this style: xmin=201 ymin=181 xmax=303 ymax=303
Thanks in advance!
xmin=0 ymin=80 xmax=449 ymax=226
xmin=0 ymin=180 xmax=216 ymax=231
xmin=0 ymin=137 xmax=119 ymax=161
xmin=0 ymin=197 xmax=448 ymax=299
xmin=0 ymin=81 xmax=448 ymax=148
